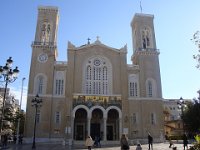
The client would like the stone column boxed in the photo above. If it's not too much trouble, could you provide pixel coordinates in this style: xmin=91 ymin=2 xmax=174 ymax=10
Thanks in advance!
xmin=103 ymin=118 xmax=107 ymax=141
xmin=119 ymin=118 xmax=122 ymax=137
xmin=71 ymin=117 xmax=74 ymax=140
xmin=87 ymin=118 xmax=91 ymax=136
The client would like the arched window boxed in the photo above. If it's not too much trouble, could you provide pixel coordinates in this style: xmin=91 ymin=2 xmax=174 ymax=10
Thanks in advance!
xmin=150 ymin=113 xmax=156 ymax=125
xmin=86 ymin=66 xmax=92 ymax=80
xmin=54 ymin=71 xmax=65 ymax=96
xmin=55 ymin=80 xmax=64 ymax=95
xmin=132 ymin=113 xmax=138 ymax=124
xmin=34 ymin=74 xmax=47 ymax=95
xmin=83 ymin=57 xmax=112 ymax=95
xmin=37 ymin=76 xmax=44 ymax=94
xmin=128 ymin=74 xmax=139 ymax=97
xmin=41 ymin=22 xmax=51 ymax=44
xmin=55 ymin=111 xmax=61 ymax=124
xmin=146 ymin=78 xmax=157 ymax=98
xmin=147 ymin=80 xmax=153 ymax=97
xmin=142 ymin=27 xmax=151 ymax=49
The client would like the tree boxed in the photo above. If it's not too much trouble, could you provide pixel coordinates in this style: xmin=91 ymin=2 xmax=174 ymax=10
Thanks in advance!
xmin=182 ymin=100 xmax=200 ymax=134
xmin=12 ymin=108 xmax=25 ymax=135
xmin=191 ymin=31 xmax=200 ymax=68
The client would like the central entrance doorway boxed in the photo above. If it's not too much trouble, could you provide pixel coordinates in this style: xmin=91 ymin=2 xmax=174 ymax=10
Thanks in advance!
xmin=91 ymin=109 xmax=103 ymax=140
xmin=91 ymin=123 xmax=100 ymax=139
xmin=73 ymin=105 xmax=121 ymax=141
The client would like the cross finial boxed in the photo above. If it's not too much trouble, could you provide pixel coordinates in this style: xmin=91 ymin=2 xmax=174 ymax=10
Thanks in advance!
xmin=87 ymin=38 xmax=91 ymax=44
xmin=96 ymin=36 xmax=100 ymax=41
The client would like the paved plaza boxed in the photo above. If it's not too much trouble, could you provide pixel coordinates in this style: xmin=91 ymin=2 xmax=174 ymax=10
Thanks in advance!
xmin=0 ymin=142 xmax=193 ymax=150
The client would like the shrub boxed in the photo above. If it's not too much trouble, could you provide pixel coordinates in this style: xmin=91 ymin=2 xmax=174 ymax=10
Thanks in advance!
xmin=189 ymin=144 xmax=200 ymax=150
xmin=168 ymin=135 xmax=183 ymax=140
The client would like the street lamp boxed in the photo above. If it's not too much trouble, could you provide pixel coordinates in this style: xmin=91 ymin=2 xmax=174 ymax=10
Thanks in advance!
xmin=17 ymin=77 xmax=25 ymax=143
xmin=0 ymin=57 xmax=19 ymax=132
xmin=197 ymin=90 xmax=200 ymax=103
xmin=177 ymin=97 xmax=186 ymax=134
xmin=32 ymin=94 xmax=42 ymax=149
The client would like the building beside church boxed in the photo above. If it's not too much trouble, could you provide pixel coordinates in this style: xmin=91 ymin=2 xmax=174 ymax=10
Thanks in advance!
xmin=163 ymin=98 xmax=191 ymax=137
xmin=25 ymin=6 xmax=164 ymax=144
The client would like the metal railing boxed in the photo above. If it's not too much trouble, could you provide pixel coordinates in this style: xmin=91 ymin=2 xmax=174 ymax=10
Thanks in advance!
xmin=32 ymin=41 xmax=57 ymax=46
xmin=137 ymin=47 xmax=159 ymax=52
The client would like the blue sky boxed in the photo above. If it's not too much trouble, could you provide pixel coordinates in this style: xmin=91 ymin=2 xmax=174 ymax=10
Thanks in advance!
xmin=0 ymin=0 xmax=200 ymax=111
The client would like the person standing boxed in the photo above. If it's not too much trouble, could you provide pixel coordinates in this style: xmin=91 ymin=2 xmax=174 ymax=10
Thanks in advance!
xmin=120 ymin=134 xmax=130 ymax=150
xmin=97 ymin=136 xmax=101 ymax=147
xmin=2 ymin=134 xmax=8 ymax=148
xmin=183 ymin=133 xmax=188 ymax=150
xmin=18 ymin=134 xmax=23 ymax=144
xmin=85 ymin=135 xmax=94 ymax=150
xmin=136 ymin=143 xmax=142 ymax=150
xmin=148 ymin=133 xmax=153 ymax=150
xmin=13 ymin=134 xmax=17 ymax=144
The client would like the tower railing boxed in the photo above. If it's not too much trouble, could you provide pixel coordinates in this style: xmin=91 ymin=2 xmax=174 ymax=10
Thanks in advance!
xmin=31 ymin=41 xmax=57 ymax=47
xmin=137 ymin=47 xmax=159 ymax=52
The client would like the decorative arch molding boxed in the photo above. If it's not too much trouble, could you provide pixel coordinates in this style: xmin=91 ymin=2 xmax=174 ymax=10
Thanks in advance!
xmin=33 ymin=73 xmax=47 ymax=95
xmin=72 ymin=105 xmax=90 ymax=118
xmin=89 ymin=105 xmax=106 ymax=119
xmin=72 ymin=105 xmax=122 ymax=119
xmin=106 ymin=106 xmax=122 ymax=119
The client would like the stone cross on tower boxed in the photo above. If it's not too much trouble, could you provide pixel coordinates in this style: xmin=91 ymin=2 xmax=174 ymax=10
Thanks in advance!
xmin=87 ymin=38 xmax=91 ymax=44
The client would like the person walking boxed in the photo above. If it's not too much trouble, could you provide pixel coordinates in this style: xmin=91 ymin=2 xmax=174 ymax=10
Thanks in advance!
xmin=85 ymin=135 xmax=94 ymax=150
xmin=183 ymin=133 xmax=188 ymax=150
xmin=168 ymin=137 xmax=174 ymax=148
xmin=148 ymin=133 xmax=153 ymax=150
xmin=120 ymin=134 xmax=130 ymax=150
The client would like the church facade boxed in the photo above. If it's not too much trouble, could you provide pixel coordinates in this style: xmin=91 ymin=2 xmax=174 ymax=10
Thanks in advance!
xmin=25 ymin=6 xmax=164 ymax=143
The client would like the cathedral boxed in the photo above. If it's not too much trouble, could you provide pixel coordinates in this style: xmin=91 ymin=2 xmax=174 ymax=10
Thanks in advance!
xmin=25 ymin=6 xmax=164 ymax=144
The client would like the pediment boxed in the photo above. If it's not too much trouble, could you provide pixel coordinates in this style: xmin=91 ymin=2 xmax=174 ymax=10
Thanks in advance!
xmin=67 ymin=39 xmax=127 ymax=53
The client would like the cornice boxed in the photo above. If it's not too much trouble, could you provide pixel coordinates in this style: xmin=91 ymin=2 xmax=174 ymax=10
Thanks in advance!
xmin=68 ymin=40 xmax=127 ymax=54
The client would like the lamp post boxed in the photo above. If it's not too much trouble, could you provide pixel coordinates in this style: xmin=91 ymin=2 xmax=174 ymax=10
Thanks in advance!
xmin=177 ymin=97 xmax=186 ymax=134
xmin=0 ymin=57 xmax=19 ymax=132
xmin=16 ymin=77 xmax=25 ymax=143
xmin=197 ymin=90 xmax=200 ymax=103
xmin=32 ymin=94 xmax=42 ymax=149
xmin=65 ymin=115 xmax=70 ymax=146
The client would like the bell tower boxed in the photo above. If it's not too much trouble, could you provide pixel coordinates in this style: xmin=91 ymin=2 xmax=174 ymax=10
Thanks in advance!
xmin=130 ymin=13 xmax=164 ymax=139
xmin=25 ymin=6 xmax=59 ymax=137
xmin=34 ymin=6 xmax=59 ymax=48
xmin=131 ymin=13 xmax=157 ymax=53
xmin=131 ymin=13 xmax=162 ymax=98
xmin=28 ymin=6 xmax=59 ymax=95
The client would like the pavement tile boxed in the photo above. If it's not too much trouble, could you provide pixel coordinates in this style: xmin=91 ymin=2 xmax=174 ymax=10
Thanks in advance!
xmin=0 ymin=142 xmax=193 ymax=150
